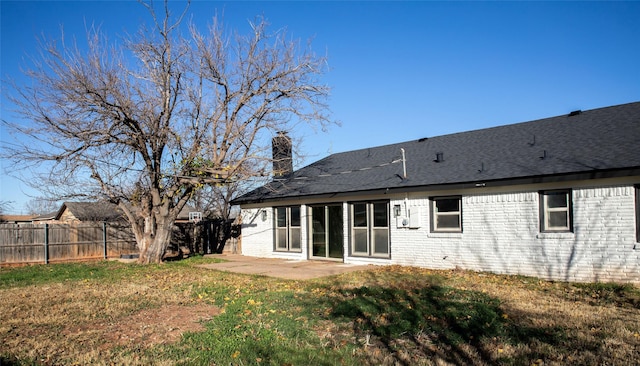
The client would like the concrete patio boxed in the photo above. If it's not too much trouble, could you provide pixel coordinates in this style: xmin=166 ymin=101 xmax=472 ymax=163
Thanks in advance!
xmin=199 ymin=254 xmax=371 ymax=280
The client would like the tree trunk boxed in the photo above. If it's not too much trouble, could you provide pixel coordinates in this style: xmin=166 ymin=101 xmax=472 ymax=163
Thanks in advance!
xmin=137 ymin=217 xmax=174 ymax=264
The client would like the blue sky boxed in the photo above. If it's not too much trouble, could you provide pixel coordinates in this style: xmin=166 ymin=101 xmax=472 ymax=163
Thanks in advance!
xmin=1 ymin=1 xmax=639 ymax=213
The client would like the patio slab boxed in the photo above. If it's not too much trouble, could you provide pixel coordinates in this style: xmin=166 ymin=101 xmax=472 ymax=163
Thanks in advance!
xmin=198 ymin=254 xmax=371 ymax=280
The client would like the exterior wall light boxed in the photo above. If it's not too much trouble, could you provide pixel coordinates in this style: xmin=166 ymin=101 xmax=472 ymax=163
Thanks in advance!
xmin=261 ymin=209 xmax=268 ymax=221
xmin=393 ymin=204 xmax=402 ymax=217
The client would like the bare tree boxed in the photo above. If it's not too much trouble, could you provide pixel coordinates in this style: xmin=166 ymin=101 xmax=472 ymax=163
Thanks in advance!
xmin=2 ymin=1 xmax=332 ymax=263
xmin=24 ymin=199 xmax=60 ymax=216
xmin=190 ymin=182 xmax=239 ymax=221
xmin=0 ymin=201 xmax=13 ymax=216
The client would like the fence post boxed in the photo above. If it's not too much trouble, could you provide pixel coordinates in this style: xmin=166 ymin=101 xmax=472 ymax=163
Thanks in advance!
xmin=44 ymin=224 xmax=49 ymax=264
xmin=103 ymin=222 xmax=107 ymax=260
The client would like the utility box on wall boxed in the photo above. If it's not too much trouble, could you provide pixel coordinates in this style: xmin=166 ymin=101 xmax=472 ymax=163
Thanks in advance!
xmin=396 ymin=207 xmax=421 ymax=229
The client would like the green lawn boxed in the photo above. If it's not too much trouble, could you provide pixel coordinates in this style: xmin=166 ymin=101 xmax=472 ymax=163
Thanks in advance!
xmin=1 ymin=257 xmax=639 ymax=365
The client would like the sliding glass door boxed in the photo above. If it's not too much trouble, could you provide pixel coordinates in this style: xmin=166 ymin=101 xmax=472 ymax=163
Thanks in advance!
xmin=310 ymin=205 xmax=344 ymax=260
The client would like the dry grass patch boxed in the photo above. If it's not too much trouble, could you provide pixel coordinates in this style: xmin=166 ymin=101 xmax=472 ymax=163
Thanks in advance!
xmin=0 ymin=263 xmax=220 ymax=365
xmin=1 ymin=260 xmax=639 ymax=365
xmin=64 ymin=304 xmax=219 ymax=348
xmin=309 ymin=266 xmax=640 ymax=365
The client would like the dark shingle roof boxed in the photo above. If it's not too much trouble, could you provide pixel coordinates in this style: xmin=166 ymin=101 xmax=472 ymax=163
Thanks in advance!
xmin=56 ymin=202 xmax=124 ymax=222
xmin=234 ymin=102 xmax=640 ymax=204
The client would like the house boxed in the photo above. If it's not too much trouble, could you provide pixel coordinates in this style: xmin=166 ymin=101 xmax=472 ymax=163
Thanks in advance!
xmin=31 ymin=210 xmax=60 ymax=224
xmin=1 ymin=203 xmax=123 ymax=225
xmin=175 ymin=205 xmax=202 ymax=224
xmin=232 ymin=102 xmax=640 ymax=283
xmin=52 ymin=201 xmax=202 ymax=224
xmin=54 ymin=202 xmax=125 ymax=223
xmin=0 ymin=215 xmax=37 ymax=224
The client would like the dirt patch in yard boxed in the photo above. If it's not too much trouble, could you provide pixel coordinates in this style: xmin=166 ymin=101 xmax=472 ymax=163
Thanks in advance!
xmin=64 ymin=303 xmax=220 ymax=348
xmin=0 ymin=267 xmax=224 ymax=364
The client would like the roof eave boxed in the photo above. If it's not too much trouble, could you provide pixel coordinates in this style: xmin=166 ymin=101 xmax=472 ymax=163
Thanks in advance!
xmin=232 ymin=167 xmax=640 ymax=206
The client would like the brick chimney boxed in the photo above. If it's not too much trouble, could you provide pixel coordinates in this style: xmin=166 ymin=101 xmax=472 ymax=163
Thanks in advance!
xmin=272 ymin=131 xmax=293 ymax=178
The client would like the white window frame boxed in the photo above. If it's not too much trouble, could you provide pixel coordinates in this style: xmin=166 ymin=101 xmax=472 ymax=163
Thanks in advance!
xmin=430 ymin=196 xmax=462 ymax=233
xmin=274 ymin=206 xmax=302 ymax=252
xmin=635 ymin=185 xmax=639 ymax=243
xmin=349 ymin=201 xmax=390 ymax=258
xmin=540 ymin=190 xmax=573 ymax=233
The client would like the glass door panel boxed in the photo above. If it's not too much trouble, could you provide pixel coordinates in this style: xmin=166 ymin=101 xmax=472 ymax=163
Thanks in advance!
xmin=310 ymin=205 xmax=343 ymax=260
xmin=328 ymin=205 xmax=344 ymax=258
xmin=311 ymin=206 xmax=326 ymax=257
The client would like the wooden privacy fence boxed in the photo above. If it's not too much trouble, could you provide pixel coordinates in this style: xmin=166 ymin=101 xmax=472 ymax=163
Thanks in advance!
xmin=170 ymin=219 xmax=241 ymax=256
xmin=0 ymin=222 xmax=138 ymax=265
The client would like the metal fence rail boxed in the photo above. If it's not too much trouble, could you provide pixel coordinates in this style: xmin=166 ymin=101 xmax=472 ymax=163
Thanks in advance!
xmin=0 ymin=222 xmax=138 ymax=265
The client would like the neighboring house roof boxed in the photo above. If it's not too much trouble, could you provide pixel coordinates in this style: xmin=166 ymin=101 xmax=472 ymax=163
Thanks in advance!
xmin=53 ymin=202 xmax=202 ymax=223
xmin=55 ymin=202 xmax=124 ymax=222
xmin=234 ymin=101 xmax=640 ymax=205
xmin=176 ymin=205 xmax=200 ymax=222
xmin=32 ymin=211 xmax=58 ymax=222
xmin=0 ymin=215 xmax=37 ymax=223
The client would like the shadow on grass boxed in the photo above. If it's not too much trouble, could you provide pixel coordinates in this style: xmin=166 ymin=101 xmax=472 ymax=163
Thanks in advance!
xmin=0 ymin=355 xmax=36 ymax=366
xmin=313 ymin=271 xmax=567 ymax=365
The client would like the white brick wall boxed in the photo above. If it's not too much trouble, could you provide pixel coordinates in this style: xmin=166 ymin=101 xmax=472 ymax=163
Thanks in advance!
xmin=240 ymin=207 xmax=307 ymax=260
xmin=239 ymin=208 xmax=273 ymax=258
xmin=388 ymin=186 xmax=640 ymax=283
xmin=240 ymin=184 xmax=640 ymax=283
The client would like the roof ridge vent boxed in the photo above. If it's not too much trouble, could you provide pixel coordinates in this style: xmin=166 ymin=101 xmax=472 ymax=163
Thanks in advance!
xmin=568 ymin=110 xmax=582 ymax=117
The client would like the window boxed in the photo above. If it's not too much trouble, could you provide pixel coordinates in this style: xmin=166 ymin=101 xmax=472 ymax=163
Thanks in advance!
xmin=274 ymin=206 xmax=301 ymax=252
xmin=540 ymin=190 xmax=572 ymax=232
xmin=350 ymin=201 xmax=389 ymax=258
xmin=430 ymin=196 xmax=462 ymax=232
